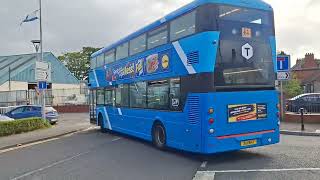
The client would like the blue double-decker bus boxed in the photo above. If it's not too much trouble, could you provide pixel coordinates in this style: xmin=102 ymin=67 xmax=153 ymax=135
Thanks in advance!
xmin=88 ymin=0 xmax=280 ymax=154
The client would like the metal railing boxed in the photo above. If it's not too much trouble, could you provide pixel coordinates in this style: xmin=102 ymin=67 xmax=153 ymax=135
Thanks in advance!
xmin=0 ymin=88 xmax=89 ymax=107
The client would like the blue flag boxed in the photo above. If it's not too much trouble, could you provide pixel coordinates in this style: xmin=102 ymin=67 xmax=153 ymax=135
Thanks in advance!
xmin=20 ymin=10 xmax=39 ymax=25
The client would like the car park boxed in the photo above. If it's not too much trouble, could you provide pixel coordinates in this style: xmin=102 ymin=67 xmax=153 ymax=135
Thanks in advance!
xmin=5 ymin=105 xmax=59 ymax=125
xmin=286 ymin=93 xmax=320 ymax=113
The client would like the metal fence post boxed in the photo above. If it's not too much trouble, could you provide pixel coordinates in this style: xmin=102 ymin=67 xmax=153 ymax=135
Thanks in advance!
xmin=300 ymin=108 xmax=305 ymax=131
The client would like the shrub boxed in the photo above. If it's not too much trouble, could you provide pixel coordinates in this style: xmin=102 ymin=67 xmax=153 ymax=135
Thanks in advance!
xmin=0 ymin=118 xmax=51 ymax=137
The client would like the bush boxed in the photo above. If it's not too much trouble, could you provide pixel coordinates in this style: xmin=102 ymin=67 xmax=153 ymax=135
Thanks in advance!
xmin=0 ymin=118 xmax=51 ymax=137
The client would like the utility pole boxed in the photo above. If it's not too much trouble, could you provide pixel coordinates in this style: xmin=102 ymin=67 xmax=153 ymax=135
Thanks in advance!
xmin=39 ymin=0 xmax=45 ymax=120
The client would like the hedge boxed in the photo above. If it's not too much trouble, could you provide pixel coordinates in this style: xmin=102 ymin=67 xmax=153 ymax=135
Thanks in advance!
xmin=0 ymin=118 xmax=51 ymax=137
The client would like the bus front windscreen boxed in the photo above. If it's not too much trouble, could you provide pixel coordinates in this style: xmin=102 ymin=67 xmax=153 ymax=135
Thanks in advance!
xmin=214 ymin=5 xmax=275 ymax=89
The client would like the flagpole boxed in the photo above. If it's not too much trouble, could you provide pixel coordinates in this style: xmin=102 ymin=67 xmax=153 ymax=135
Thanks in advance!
xmin=39 ymin=0 xmax=45 ymax=120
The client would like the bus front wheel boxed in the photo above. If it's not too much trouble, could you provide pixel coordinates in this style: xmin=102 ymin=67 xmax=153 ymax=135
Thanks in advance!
xmin=152 ymin=122 xmax=167 ymax=150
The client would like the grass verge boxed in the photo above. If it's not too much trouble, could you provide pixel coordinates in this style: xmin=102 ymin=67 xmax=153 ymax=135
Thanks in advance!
xmin=0 ymin=118 xmax=51 ymax=137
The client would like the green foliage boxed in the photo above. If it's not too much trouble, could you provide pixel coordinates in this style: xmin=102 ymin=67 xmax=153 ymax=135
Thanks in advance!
xmin=0 ymin=118 xmax=51 ymax=137
xmin=58 ymin=47 xmax=100 ymax=80
xmin=284 ymin=78 xmax=303 ymax=98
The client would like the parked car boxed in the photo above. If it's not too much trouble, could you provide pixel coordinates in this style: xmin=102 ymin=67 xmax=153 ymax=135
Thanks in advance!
xmin=0 ymin=115 xmax=14 ymax=122
xmin=286 ymin=93 xmax=320 ymax=113
xmin=5 ymin=105 xmax=59 ymax=125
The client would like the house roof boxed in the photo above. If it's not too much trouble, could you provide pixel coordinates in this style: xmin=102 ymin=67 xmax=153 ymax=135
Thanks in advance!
xmin=0 ymin=52 xmax=79 ymax=85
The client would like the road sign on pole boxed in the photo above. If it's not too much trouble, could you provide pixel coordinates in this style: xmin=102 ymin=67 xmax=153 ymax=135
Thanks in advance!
xmin=38 ymin=81 xmax=47 ymax=90
xmin=276 ymin=55 xmax=291 ymax=122
xmin=277 ymin=55 xmax=290 ymax=72
xmin=277 ymin=72 xmax=290 ymax=81
xmin=35 ymin=61 xmax=51 ymax=82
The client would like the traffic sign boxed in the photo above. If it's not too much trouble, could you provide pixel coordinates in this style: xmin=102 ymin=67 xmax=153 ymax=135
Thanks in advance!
xmin=35 ymin=61 xmax=51 ymax=82
xmin=38 ymin=81 xmax=47 ymax=90
xmin=277 ymin=55 xmax=290 ymax=72
xmin=277 ymin=72 xmax=290 ymax=81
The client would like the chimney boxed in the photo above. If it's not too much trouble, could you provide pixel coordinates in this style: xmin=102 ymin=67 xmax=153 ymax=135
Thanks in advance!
xmin=305 ymin=53 xmax=315 ymax=61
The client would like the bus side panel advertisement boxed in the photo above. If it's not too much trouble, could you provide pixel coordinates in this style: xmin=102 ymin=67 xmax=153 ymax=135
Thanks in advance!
xmin=106 ymin=51 xmax=170 ymax=81
xmin=228 ymin=104 xmax=268 ymax=123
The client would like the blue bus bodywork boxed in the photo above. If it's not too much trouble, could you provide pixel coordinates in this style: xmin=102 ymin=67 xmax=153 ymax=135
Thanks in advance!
xmin=89 ymin=0 xmax=280 ymax=154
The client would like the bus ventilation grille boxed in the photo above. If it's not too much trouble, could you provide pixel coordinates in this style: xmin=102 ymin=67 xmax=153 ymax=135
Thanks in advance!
xmin=188 ymin=96 xmax=200 ymax=125
xmin=187 ymin=51 xmax=199 ymax=65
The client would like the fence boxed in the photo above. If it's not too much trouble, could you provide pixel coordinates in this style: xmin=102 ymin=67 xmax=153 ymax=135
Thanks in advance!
xmin=0 ymin=88 xmax=89 ymax=107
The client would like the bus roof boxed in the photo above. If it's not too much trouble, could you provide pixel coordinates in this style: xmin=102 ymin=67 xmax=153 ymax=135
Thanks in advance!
xmin=91 ymin=0 xmax=272 ymax=59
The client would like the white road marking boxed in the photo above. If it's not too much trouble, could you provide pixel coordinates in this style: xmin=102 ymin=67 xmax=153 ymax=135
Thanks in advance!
xmin=198 ymin=167 xmax=320 ymax=174
xmin=9 ymin=137 xmax=122 ymax=180
xmin=0 ymin=138 xmax=59 ymax=155
xmin=200 ymin=161 xmax=208 ymax=168
xmin=193 ymin=171 xmax=215 ymax=180
xmin=112 ymin=137 xmax=122 ymax=142
xmin=0 ymin=127 xmax=97 ymax=155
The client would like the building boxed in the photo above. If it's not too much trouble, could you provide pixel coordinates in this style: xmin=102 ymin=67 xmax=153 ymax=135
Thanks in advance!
xmin=291 ymin=53 xmax=320 ymax=93
xmin=0 ymin=52 xmax=83 ymax=106
xmin=0 ymin=52 xmax=79 ymax=91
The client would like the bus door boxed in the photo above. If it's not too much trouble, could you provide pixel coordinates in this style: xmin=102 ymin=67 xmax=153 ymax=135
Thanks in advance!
xmin=89 ymin=89 xmax=97 ymax=124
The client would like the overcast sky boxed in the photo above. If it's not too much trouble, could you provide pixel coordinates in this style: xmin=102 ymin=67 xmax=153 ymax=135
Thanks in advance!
xmin=0 ymin=0 xmax=319 ymax=63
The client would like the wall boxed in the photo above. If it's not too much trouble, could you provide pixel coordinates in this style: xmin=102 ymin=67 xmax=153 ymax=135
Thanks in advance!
xmin=0 ymin=81 xmax=28 ymax=91
xmin=285 ymin=113 xmax=320 ymax=123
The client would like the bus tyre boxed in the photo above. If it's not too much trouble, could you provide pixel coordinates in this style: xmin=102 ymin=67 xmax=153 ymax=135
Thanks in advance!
xmin=152 ymin=123 xmax=167 ymax=150
xmin=98 ymin=114 xmax=108 ymax=133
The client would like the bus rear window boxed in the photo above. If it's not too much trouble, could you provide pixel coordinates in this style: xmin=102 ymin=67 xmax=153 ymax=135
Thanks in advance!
xmin=218 ymin=6 xmax=271 ymax=25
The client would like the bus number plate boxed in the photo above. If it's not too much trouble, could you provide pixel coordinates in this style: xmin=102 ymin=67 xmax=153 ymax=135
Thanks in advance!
xmin=241 ymin=139 xmax=257 ymax=147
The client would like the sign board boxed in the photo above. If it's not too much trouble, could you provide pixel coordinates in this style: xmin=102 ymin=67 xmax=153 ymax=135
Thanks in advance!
xmin=38 ymin=81 xmax=47 ymax=90
xmin=242 ymin=43 xmax=253 ymax=60
xmin=277 ymin=55 xmax=290 ymax=72
xmin=277 ymin=72 xmax=290 ymax=81
xmin=35 ymin=61 xmax=51 ymax=82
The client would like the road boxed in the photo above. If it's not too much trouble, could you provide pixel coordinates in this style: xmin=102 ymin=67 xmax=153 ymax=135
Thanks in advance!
xmin=0 ymin=129 xmax=319 ymax=180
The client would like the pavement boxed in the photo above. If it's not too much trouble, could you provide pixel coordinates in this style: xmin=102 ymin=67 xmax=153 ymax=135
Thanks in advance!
xmin=280 ymin=121 xmax=320 ymax=136
xmin=0 ymin=113 xmax=92 ymax=150
xmin=0 ymin=130 xmax=319 ymax=180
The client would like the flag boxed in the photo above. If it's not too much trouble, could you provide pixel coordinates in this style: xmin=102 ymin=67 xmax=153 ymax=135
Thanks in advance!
xmin=20 ymin=10 xmax=39 ymax=25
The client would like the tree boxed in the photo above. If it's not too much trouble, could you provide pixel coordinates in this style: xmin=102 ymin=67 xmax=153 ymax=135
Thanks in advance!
xmin=58 ymin=47 xmax=100 ymax=80
xmin=284 ymin=77 xmax=303 ymax=98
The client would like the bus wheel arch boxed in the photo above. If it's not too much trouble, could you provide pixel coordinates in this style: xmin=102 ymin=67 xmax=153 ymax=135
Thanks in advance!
xmin=152 ymin=120 xmax=167 ymax=150
xmin=98 ymin=112 xmax=107 ymax=133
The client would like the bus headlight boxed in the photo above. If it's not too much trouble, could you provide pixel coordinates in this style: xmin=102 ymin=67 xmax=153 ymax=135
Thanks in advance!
xmin=209 ymin=129 xmax=215 ymax=134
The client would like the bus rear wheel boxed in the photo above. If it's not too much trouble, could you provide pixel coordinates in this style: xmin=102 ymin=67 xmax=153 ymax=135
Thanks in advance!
xmin=152 ymin=123 xmax=166 ymax=150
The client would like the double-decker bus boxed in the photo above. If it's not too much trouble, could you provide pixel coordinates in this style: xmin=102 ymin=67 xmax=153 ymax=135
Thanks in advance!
xmin=88 ymin=0 xmax=280 ymax=154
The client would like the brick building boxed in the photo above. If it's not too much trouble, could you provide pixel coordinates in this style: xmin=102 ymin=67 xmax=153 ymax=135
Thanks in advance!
xmin=291 ymin=53 xmax=320 ymax=93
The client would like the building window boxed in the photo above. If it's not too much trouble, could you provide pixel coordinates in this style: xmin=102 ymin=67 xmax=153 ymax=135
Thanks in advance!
xmin=116 ymin=43 xmax=129 ymax=60
xmin=105 ymin=89 xmax=114 ymax=106
xmin=147 ymin=80 xmax=169 ymax=110
xmin=130 ymin=34 xmax=146 ymax=55
xmin=97 ymin=54 xmax=105 ymax=67
xmin=169 ymin=78 xmax=181 ymax=110
xmin=170 ymin=11 xmax=196 ymax=41
xmin=96 ymin=89 xmax=105 ymax=105
xmin=105 ymin=50 xmax=115 ymax=64
xmin=148 ymin=25 xmax=168 ymax=49
xmin=130 ymin=82 xmax=147 ymax=108
xmin=115 ymin=84 xmax=129 ymax=107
